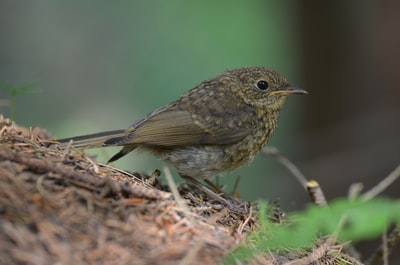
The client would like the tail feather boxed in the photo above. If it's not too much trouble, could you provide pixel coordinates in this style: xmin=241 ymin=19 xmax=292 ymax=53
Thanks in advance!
xmin=107 ymin=146 xmax=136 ymax=163
xmin=57 ymin=129 xmax=127 ymax=149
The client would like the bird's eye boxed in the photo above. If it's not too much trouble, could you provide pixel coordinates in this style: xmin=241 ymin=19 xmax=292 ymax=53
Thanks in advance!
xmin=256 ymin=80 xmax=269 ymax=90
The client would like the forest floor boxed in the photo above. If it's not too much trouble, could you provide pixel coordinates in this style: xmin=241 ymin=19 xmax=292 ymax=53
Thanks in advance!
xmin=0 ymin=116 xmax=364 ymax=265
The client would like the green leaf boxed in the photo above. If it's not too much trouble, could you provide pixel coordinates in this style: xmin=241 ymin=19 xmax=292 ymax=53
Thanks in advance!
xmin=270 ymin=198 xmax=400 ymax=248
xmin=224 ymin=198 xmax=400 ymax=264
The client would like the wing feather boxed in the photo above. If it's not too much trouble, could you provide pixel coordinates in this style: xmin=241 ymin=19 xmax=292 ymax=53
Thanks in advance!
xmin=106 ymin=89 xmax=257 ymax=147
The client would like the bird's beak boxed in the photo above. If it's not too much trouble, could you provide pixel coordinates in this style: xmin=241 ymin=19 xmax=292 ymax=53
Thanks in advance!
xmin=270 ymin=86 xmax=308 ymax=96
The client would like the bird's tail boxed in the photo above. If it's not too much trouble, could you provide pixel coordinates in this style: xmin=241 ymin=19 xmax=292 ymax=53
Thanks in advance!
xmin=57 ymin=129 xmax=127 ymax=149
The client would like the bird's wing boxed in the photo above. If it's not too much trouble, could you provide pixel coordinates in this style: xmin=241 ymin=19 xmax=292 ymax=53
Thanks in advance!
xmin=105 ymin=102 xmax=256 ymax=147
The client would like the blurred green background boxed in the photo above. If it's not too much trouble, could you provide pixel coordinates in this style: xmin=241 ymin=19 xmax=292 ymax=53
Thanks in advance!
xmin=1 ymin=1 xmax=400 ymax=260
xmin=0 ymin=1 xmax=306 ymax=205
xmin=1 ymin=1 xmax=399 ymax=210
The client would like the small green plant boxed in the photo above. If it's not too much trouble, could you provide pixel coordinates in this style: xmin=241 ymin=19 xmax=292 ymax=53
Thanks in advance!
xmin=0 ymin=81 xmax=41 ymax=121
xmin=224 ymin=198 xmax=400 ymax=264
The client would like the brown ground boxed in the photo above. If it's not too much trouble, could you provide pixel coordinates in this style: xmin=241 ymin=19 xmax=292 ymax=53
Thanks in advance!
xmin=0 ymin=117 xmax=364 ymax=265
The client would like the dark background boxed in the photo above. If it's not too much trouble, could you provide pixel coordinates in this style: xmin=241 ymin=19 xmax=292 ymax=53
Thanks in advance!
xmin=1 ymin=1 xmax=399 ymax=262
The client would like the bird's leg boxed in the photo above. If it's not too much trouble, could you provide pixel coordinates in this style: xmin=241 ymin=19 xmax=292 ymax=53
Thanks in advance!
xmin=204 ymin=178 xmax=242 ymax=204
xmin=180 ymin=175 xmax=246 ymax=214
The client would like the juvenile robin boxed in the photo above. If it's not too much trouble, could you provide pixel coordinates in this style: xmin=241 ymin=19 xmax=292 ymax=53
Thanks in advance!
xmin=58 ymin=67 xmax=307 ymax=210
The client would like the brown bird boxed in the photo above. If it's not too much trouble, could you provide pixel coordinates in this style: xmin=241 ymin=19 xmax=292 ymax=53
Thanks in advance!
xmin=58 ymin=67 xmax=307 ymax=209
